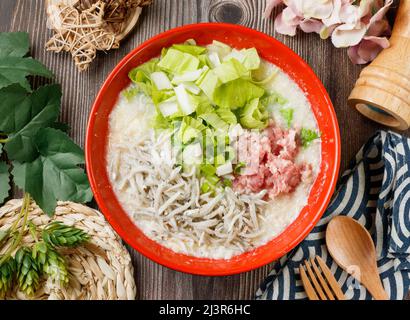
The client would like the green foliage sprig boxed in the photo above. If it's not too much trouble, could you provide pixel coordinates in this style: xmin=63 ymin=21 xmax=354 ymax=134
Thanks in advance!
xmin=0 ymin=212 xmax=89 ymax=297
xmin=0 ymin=32 xmax=92 ymax=215
xmin=0 ymin=32 xmax=93 ymax=297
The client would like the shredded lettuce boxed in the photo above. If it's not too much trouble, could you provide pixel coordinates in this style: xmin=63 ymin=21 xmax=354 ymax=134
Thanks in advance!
xmin=280 ymin=108 xmax=294 ymax=128
xmin=213 ymin=79 xmax=265 ymax=109
xmin=200 ymin=164 xmax=216 ymax=176
xmin=122 ymin=85 xmax=140 ymax=101
xmin=151 ymin=112 xmax=171 ymax=130
xmin=174 ymin=84 xmax=198 ymax=115
xmin=206 ymin=40 xmax=232 ymax=60
xmin=223 ymin=48 xmax=260 ymax=71
xmin=239 ymin=98 xmax=268 ymax=129
xmin=216 ymin=108 xmax=237 ymax=124
xmin=252 ymin=69 xmax=278 ymax=85
xmin=158 ymin=48 xmax=200 ymax=75
xmin=242 ymin=48 xmax=261 ymax=70
xmin=158 ymin=97 xmax=180 ymax=117
xmin=198 ymin=113 xmax=229 ymax=132
xmin=150 ymin=71 xmax=173 ymax=90
xmin=129 ymin=58 xmax=159 ymax=83
xmin=172 ymin=43 xmax=207 ymax=56
xmin=151 ymin=87 xmax=174 ymax=105
xmin=125 ymin=40 xmax=292 ymax=189
xmin=300 ymin=128 xmax=320 ymax=147
xmin=234 ymin=162 xmax=246 ymax=174
xmin=212 ymin=59 xmax=248 ymax=84
xmin=172 ymin=67 xmax=208 ymax=85
xmin=196 ymin=69 xmax=220 ymax=100
xmin=183 ymin=82 xmax=201 ymax=95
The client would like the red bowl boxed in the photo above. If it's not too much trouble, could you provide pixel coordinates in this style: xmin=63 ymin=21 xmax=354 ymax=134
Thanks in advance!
xmin=86 ymin=23 xmax=340 ymax=276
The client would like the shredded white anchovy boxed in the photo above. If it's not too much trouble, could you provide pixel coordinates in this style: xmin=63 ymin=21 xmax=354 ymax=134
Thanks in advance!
xmin=107 ymin=130 xmax=269 ymax=256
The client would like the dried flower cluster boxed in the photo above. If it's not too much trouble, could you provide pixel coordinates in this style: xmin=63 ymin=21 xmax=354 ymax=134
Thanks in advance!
xmin=264 ymin=0 xmax=393 ymax=64
xmin=46 ymin=0 xmax=152 ymax=71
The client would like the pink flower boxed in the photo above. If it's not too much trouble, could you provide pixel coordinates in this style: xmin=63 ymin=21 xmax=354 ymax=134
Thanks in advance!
xmin=263 ymin=0 xmax=284 ymax=19
xmin=348 ymin=36 xmax=390 ymax=64
xmin=263 ymin=0 xmax=394 ymax=65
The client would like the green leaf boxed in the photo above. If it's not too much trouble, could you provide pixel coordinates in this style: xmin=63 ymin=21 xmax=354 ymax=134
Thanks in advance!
xmin=0 ymin=161 xmax=10 ymax=204
xmin=157 ymin=48 xmax=200 ymax=75
xmin=128 ymin=58 xmax=159 ymax=84
xmin=241 ymin=48 xmax=261 ymax=71
xmin=0 ymin=32 xmax=29 ymax=59
xmin=0 ymin=84 xmax=30 ymax=133
xmin=196 ymin=69 xmax=220 ymax=101
xmin=3 ymin=84 xmax=61 ymax=162
xmin=172 ymin=44 xmax=207 ymax=56
xmin=300 ymin=128 xmax=320 ymax=148
xmin=128 ymin=59 xmax=160 ymax=97
xmin=0 ymin=56 xmax=53 ymax=91
xmin=198 ymin=113 xmax=229 ymax=131
xmin=239 ymin=98 xmax=269 ymax=129
xmin=12 ymin=128 xmax=92 ymax=216
xmin=213 ymin=79 xmax=265 ymax=110
xmin=200 ymin=164 xmax=216 ymax=176
xmin=212 ymin=59 xmax=248 ymax=84
xmin=216 ymin=108 xmax=237 ymax=124
xmin=280 ymin=108 xmax=294 ymax=128
xmin=49 ymin=122 xmax=70 ymax=134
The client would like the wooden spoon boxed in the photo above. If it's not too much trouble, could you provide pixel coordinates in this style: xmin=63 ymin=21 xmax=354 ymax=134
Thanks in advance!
xmin=326 ymin=216 xmax=389 ymax=300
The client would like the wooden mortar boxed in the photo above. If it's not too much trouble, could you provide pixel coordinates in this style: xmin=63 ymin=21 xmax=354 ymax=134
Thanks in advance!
xmin=348 ymin=0 xmax=410 ymax=130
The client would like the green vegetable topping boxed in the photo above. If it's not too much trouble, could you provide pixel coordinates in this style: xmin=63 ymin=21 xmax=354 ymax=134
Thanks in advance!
xmin=158 ymin=48 xmax=200 ymax=75
xmin=300 ymin=128 xmax=320 ymax=147
xmin=239 ymin=98 xmax=268 ymax=129
xmin=280 ymin=108 xmax=294 ymax=128
xmin=126 ymin=39 xmax=292 ymax=192
xmin=234 ymin=162 xmax=246 ymax=174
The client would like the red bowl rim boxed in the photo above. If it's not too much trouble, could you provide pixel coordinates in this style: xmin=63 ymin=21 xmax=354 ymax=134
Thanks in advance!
xmin=86 ymin=22 xmax=341 ymax=276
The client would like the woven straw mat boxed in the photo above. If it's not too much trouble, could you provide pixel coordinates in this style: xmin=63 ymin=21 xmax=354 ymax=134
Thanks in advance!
xmin=0 ymin=199 xmax=136 ymax=300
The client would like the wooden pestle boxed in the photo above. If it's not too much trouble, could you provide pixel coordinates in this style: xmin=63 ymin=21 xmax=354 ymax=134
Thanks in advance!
xmin=348 ymin=0 xmax=410 ymax=130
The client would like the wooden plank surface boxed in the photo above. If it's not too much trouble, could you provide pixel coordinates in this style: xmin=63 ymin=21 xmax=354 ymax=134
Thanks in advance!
xmin=1 ymin=0 xmax=409 ymax=300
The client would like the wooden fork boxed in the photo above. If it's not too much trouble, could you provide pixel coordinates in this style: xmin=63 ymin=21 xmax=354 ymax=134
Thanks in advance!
xmin=299 ymin=256 xmax=346 ymax=300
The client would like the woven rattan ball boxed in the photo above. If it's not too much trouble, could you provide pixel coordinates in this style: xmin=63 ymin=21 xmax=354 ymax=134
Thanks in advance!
xmin=0 ymin=199 xmax=136 ymax=300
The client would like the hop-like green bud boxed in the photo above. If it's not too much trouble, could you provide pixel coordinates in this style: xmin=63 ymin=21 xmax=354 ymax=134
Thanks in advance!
xmin=33 ymin=242 xmax=69 ymax=286
xmin=0 ymin=256 xmax=16 ymax=298
xmin=32 ymin=242 xmax=48 ymax=265
xmin=43 ymin=249 xmax=69 ymax=286
xmin=15 ymin=247 xmax=41 ymax=296
xmin=42 ymin=222 xmax=89 ymax=248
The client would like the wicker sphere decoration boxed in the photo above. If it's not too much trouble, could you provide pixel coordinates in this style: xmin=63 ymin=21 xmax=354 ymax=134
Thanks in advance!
xmin=0 ymin=199 xmax=136 ymax=300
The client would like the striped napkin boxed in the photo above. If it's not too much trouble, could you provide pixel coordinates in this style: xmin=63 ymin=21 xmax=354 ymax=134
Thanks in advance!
xmin=256 ymin=130 xmax=410 ymax=300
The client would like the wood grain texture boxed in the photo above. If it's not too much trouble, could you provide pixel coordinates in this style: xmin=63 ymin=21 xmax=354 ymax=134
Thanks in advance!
xmin=1 ymin=0 xmax=409 ymax=300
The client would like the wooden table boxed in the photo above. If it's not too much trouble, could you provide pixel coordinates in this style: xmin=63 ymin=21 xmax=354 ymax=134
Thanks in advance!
xmin=1 ymin=0 xmax=409 ymax=300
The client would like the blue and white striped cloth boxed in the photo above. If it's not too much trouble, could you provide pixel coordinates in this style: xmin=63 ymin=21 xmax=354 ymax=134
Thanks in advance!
xmin=256 ymin=131 xmax=410 ymax=300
